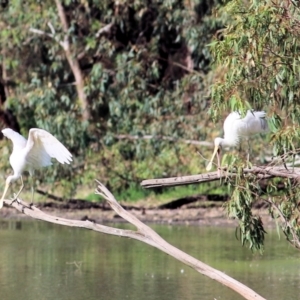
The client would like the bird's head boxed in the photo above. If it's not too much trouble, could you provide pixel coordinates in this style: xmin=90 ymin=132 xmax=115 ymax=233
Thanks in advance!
xmin=206 ymin=138 xmax=223 ymax=171
xmin=2 ymin=128 xmax=14 ymax=139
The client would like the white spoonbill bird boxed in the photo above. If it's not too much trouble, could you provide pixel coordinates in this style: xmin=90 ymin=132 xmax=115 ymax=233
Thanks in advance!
xmin=206 ymin=111 xmax=268 ymax=171
xmin=0 ymin=128 xmax=72 ymax=209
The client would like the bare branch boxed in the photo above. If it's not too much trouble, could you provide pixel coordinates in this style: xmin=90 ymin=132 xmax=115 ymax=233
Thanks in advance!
xmin=54 ymin=0 xmax=90 ymax=121
xmin=141 ymin=171 xmax=224 ymax=188
xmin=5 ymin=199 xmax=140 ymax=238
xmin=2 ymin=181 xmax=266 ymax=300
xmin=140 ymin=166 xmax=299 ymax=188
xmin=115 ymin=134 xmax=213 ymax=147
xmin=29 ymin=28 xmax=67 ymax=49
xmin=75 ymin=22 xmax=114 ymax=59
xmin=251 ymin=166 xmax=300 ymax=180
xmin=95 ymin=23 xmax=114 ymax=38
xmin=54 ymin=0 xmax=69 ymax=35
xmin=94 ymin=181 xmax=266 ymax=300
xmin=29 ymin=28 xmax=51 ymax=36
xmin=47 ymin=22 xmax=56 ymax=35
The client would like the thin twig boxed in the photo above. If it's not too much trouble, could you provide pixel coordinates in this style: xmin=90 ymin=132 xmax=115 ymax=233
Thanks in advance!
xmin=265 ymin=197 xmax=300 ymax=249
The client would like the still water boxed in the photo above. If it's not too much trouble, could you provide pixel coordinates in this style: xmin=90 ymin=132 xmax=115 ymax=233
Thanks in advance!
xmin=0 ymin=220 xmax=299 ymax=300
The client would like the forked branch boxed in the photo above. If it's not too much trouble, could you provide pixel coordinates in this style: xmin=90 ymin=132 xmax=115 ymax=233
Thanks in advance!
xmin=94 ymin=181 xmax=265 ymax=300
xmin=3 ymin=181 xmax=265 ymax=300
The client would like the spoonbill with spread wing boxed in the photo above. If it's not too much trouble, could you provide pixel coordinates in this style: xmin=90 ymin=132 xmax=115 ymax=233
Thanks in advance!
xmin=0 ymin=128 xmax=72 ymax=208
xmin=206 ymin=111 xmax=268 ymax=172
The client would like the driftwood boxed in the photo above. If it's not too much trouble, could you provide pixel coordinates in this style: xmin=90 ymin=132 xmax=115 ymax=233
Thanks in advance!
xmin=140 ymin=166 xmax=300 ymax=188
xmin=2 ymin=181 xmax=265 ymax=300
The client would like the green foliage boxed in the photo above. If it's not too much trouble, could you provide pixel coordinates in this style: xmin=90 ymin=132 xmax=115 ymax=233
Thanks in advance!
xmin=210 ymin=0 xmax=300 ymax=250
xmin=3 ymin=0 xmax=300 ymax=252
xmin=0 ymin=0 xmax=225 ymax=198
xmin=211 ymin=0 xmax=300 ymax=117
xmin=115 ymin=185 xmax=151 ymax=202
xmin=226 ymin=168 xmax=267 ymax=251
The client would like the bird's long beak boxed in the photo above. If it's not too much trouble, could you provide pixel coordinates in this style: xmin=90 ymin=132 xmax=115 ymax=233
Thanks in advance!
xmin=206 ymin=145 xmax=220 ymax=171
xmin=0 ymin=183 xmax=10 ymax=209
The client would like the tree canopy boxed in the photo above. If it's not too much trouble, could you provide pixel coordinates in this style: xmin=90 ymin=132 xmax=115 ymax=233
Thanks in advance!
xmin=0 ymin=0 xmax=224 ymax=195
xmin=210 ymin=0 xmax=300 ymax=250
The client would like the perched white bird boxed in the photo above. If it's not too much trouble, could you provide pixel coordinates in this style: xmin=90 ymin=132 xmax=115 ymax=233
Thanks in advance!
xmin=0 ymin=128 xmax=72 ymax=209
xmin=206 ymin=111 xmax=268 ymax=171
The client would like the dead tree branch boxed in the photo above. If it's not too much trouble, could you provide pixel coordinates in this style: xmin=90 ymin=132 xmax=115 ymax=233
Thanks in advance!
xmin=115 ymin=134 xmax=213 ymax=147
xmin=95 ymin=23 xmax=114 ymax=37
xmin=140 ymin=166 xmax=300 ymax=188
xmin=2 ymin=181 xmax=266 ymax=300
xmin=95 ymin=181 xmax=266 ymax=300
xmin=54 ymin=0 xmax=90 ymax=121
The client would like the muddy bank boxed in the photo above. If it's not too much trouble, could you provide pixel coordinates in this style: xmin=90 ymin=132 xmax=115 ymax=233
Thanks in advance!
xmin=0 ymin=201 xmax=275 ymax=228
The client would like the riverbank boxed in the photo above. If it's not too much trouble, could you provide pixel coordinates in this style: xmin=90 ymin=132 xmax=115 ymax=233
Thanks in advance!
xmin=0 ymin=200 xmax=275 ymax=228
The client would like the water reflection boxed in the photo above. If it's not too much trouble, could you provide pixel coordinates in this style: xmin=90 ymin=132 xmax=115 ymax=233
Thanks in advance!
xmin=0 ymin=221 xmax=299 ymax=300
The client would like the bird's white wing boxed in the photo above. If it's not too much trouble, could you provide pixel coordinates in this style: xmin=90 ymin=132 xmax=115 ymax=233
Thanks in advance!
xmin=25 ymin=128 xmax=72 ymax=168
xmin=2 ymin=128 xmax=27 ymax=149
xmin=242 ymin=111 xmax=268 ymax=135
xmin=223 ymin=112 xmax=242 ymax=133
xmin=223 ymin=112 xmax=243 ymax=145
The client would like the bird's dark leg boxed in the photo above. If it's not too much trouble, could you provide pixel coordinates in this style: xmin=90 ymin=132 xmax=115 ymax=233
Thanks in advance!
xmin=281 ymin=149 xmax=289 ymax=171
xmin=11 ymin=176 xmax=24 ymax=204
xmin=247 ymin=139 xmax=251 ymax=168
xmin=217 ymin=148 xmax=222 ymax=176
xmin=30 ymin=175 xmax=35 ymax=207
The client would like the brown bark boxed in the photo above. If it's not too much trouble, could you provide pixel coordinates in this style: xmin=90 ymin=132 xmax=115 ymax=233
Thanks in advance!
xmin=54 ymin=0 xmax=90 ymax=121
